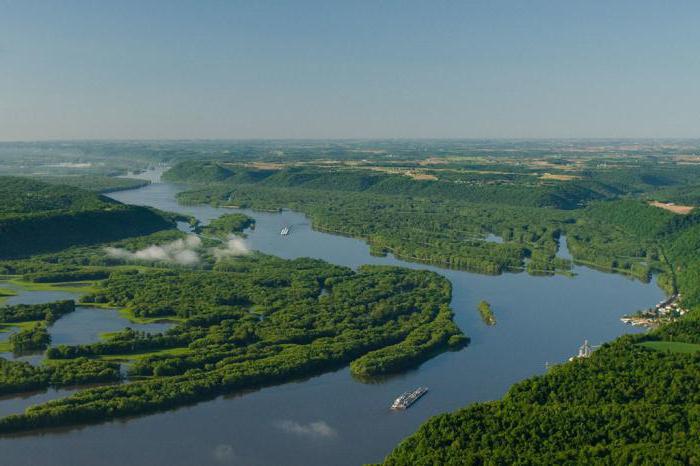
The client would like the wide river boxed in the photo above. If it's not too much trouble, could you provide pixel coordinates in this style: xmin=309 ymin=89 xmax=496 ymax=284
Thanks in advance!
xmin=0 ymin=170 xmax=664 ymax=466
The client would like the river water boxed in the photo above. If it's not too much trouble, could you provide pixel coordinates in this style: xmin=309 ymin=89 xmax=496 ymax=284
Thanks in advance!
xmin=0 ymin=285 xmax=173 ymax=367
xmin=0 ymin=170 xmax=664 ymax=466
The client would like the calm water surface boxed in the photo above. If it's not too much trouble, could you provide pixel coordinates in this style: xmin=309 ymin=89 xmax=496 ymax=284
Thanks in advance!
xmin=0 ymin=171 xmax=664 ymax=466
xmin=0 ymin=287 xmax=173 ymax=414
xmin=0 ymin=286 xmax=172 ymax=363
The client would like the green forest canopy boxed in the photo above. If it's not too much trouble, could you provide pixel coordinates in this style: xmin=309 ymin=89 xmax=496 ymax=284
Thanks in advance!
xmin=0 ymin=176 xmax=173 ymax=259
xmin=163 ymin=159 xmax=700 ymax=464
xmin=0 ymin=245 xmax=465 ymax=433
xmin=3 ymin=150 xmax=700 ymax=462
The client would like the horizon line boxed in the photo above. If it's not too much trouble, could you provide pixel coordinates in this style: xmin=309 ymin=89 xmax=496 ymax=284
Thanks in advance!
xmin=2 ymin=136 xmax=700 ymax=144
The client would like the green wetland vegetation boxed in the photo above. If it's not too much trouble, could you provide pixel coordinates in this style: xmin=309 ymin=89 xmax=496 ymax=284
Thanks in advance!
xmin=0 ymin=257 xmax=464 ymax=432
xmin=477 ymin=300 xmax=495 ymax=326
xmin=0 ymin=301 xmax=77 ymax=354
xmin=161 ymin=151 xmax=700 ymax=464
xmin=8 ymin=323 xmax=51 ymax=353
xmin=2 ymin=141 xmax=700 ymax=464
xmin=0 ymin=300 xmax=121 ymax=392
xmin=0 ymin=287 xmax=16 ymax=303
xmin=0 ymin=193 xmax=465 ymax=433
xmin=166 ymin=158 xmax=700 ymax=283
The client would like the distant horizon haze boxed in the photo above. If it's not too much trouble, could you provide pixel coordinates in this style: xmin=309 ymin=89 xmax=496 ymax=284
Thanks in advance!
xmin=2 ymin=137 xmax=700 ymax=144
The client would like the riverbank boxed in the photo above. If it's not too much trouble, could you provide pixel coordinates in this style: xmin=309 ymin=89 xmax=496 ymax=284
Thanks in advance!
xmin=0 ymin=172 xmax=665 ymax=466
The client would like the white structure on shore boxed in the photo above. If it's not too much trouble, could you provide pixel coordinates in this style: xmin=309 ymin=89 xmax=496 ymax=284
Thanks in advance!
xmin=569 ymin=340 xmax=593 ymax=361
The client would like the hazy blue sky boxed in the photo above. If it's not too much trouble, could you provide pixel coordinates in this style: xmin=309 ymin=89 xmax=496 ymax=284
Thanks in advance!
xmin=1 ymin=0 xmax=699 ymax=140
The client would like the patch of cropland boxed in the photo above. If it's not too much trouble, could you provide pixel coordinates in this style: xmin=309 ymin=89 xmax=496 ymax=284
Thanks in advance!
xmin=0 ymin=248 xmax=465 ymax=433
xmin=4 ymin=143 xmax=700 ymax=460
xmin=162 ymin=156 xmax=700 ymax=463
xmin=0 ymin=177 xmax=174 ymax=259
xmin=164 ymin=162 xmax=616 ymax=209
xmin=165 ymin=158 xmax=700 ymax=297
xmin=165 ymin=160 xmax=699 ymax=281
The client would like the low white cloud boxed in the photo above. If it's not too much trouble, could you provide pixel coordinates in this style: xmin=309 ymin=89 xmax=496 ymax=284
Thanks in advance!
xmin=105 ymin=235 xmax=202 ymax=265
xmin=106 ymin=233 xmax=250 ymax=265
xmin=212 ymin=235 xmax=250 ymax=259
xmin=275 ymin=420 xmax=337 ymax=438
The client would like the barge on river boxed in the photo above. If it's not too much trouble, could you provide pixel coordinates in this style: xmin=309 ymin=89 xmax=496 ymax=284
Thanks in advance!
xmin=391 ymin=387 xmax=428 ymax=410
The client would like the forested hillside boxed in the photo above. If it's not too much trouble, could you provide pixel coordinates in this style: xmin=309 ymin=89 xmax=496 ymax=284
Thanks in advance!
xmin=0 ymin=177 xmax=173 ymax=258
xmin=35 ymin=175 xmax=149 ymax=193
xmin=379 ymin=200 xmax=700 ymax=465
xmin=164 ymin=161 xmax=695 ymax=282
xmin=162 ymin=158 xmax=700 ymax=465
xmin=3 ymin=148 xmax=699 ymax=461
xmin=164 ymin=162 xmax=615 ymax=209
xmin=379 ymin=332 xmax=700 ymax=465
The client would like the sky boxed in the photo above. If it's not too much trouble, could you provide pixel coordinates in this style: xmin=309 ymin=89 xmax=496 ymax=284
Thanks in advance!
xmin=1 ymin=0 xmax=699 ymax=140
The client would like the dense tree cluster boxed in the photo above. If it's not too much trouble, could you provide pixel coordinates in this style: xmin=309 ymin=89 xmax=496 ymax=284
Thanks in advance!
xmin=0 ymin=177 xmax=174 ymax=259
xmin=0 ymin=176 xmax=110 ymax=213
xmin=172 ymin=162 xmax=700 ymax=310
xmin=0 ymin=255 xmax=465 ymax=433
xmin=163 ymin=159 xmax=700 ymax=464
xmin=165 ymin=162 xmax=624 ymax=209
xmin=179 ymin=184 xmax=572 ymax=275
xmin=4 ymin=149 xmax=700 ymax=458
xmin=0 ymin=230 xmax=191 ymax=279
xmin=47 ymin=328 xmax=190 ymax=359
xmin=8 ymin=323 xmax=50 ymax=352
xmin=477 ymin=300 xmax=495 ymax=325
xmin=0 ymin=358 xmax=120 ymax=396
xmin=0 ymin=300 xmax=75 ymax=323
xmin=35 ymin=175 xmax=149 ymax=193
xmin=23 ymin=269 xmax=111 ymax=283
xmin=196 ymin=213 xmax=255 ymax=237
xmin=379 ymin=335 xmax=700 ymax=465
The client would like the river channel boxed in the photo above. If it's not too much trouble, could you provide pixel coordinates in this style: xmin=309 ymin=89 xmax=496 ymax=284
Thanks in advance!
xmin=0 ymin=169 xmax=664 ymax=466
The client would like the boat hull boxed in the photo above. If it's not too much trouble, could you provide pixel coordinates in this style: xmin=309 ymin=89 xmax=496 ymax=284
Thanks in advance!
xmin=391 ymin=387 xmax=428 ymax=410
